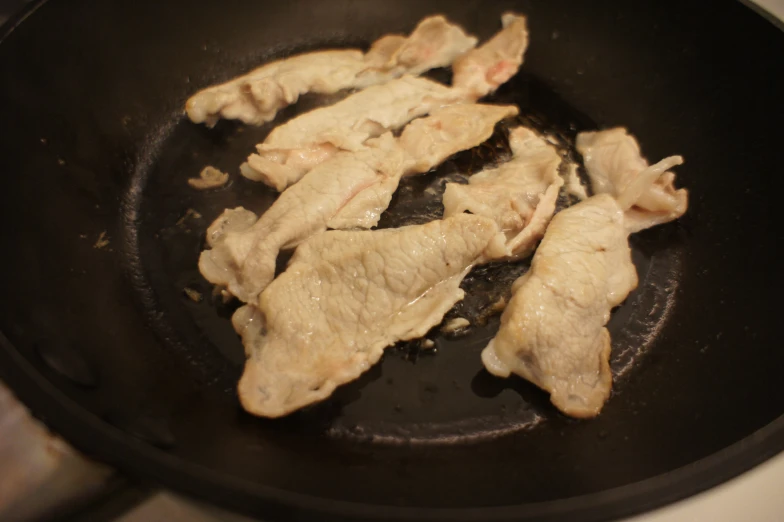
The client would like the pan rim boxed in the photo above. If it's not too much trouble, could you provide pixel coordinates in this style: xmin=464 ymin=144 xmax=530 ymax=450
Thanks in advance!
xmin=0 ymin=0 xmax=46 ymax=43
xmin=2 ymin=329 xmax=784 ymax=522
xmin=2 ymin=1 xmax=784 ymax=520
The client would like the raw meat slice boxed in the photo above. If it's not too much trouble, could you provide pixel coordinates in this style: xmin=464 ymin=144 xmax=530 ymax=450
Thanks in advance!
xmin=240 ymin=76 xmax=464 ymax=190
xmin=452 ymin=13 xmax=529 ymax=99
xmin=185 ymin=15 xmax=476 ymax=127
xmin=481 ymin=194 xmax=635 ymax=418
xmin=367 ymin=15 xmax=479 ymax=77
xmin=199 ymin=104 xmax=518 ymax=303
xmin=235 ymin=214 xmax=499 ymax=417
xmin=242 ymin=13 xmax=530 ymax=191
xmin=443 ymin=127 xmax=563 ymax=259
xmin=576 ymin=128 xmax=688 ymax=232
xmin=482 ymin=134 xmax=688 ymax=418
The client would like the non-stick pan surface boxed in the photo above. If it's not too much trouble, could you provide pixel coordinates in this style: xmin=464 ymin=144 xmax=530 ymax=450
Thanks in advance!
xmin=1 ymin=0 xmax=783 ymax=520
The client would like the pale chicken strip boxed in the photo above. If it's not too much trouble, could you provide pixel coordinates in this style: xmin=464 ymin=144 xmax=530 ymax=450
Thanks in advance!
xmin=452 ymin=13 xmax=529 ymax=99
xmin=235 ymin=214 xmax=499 ymax=417
xmin=576 ymin=128 xmax=688 ymax=233
xmin=185 ymin=15 xmax=477 ymax=127
xmin=443 ymin=127 xmax=563 ymax=260
xmin=482 ymin=138 xmax=688 ymax=418
xmin=241 ymin=76 xmax=465 ymax=191
xmin=199 ymin=103 xmax=518 ymax=303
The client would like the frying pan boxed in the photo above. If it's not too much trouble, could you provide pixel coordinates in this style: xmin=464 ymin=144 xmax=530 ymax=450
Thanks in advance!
xmin=1 ymin=0 xmax=783 ymax=520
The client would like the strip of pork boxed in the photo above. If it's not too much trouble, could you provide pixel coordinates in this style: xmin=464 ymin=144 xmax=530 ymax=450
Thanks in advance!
xmin=452 ymin=13 xmax=529 ymax=99
xmin=443 ymin=127 xmax=563 ymax=260
xmin=199 ymin=104 xmax=518 ymax=304
xmin=240 ymin=76 xmax=465 ymax=190
xmin=576 ymin=128 xmax=687 ymax=232
xmin=235 ymin=214 xmax=499 ymax=417
xmin=241 ymin=13 xmax=530 ymax=191
xmin=481 ymin=131 xmax=688 ymax=418
xmin=185 ymin=15 xmax=476 ymax=127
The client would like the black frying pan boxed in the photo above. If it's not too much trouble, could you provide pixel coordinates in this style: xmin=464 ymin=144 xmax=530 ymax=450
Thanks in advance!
xmin=1 ymin=1 xmax=783 ymax=520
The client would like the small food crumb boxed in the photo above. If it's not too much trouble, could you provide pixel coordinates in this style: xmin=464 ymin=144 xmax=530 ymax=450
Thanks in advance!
xmin=57 ymin=158 xmax=66 ymax=166
xmin=420 ymin=339 xmax=435 ymax=349
xmin=93 ymin=231 xmax=110 ymax=249
xmin=188 ymin=166 xmax=229 ymax=190
xmin=79 ymin=234 xmax=87 ymax=239
xmin=176 ymin=208 xmax=203 ymax=226
xmin=489 ymin=296 xmax=507 ymax=313
xmin=212 ymin=286 xmax=234 ymax=303
xmin=563 ymin=163 xmax=588 ymax=201
xmin=441 ymin=317 xmax=470 ymax=334
xmin=184 ymin=287 xmax=203 ymax=303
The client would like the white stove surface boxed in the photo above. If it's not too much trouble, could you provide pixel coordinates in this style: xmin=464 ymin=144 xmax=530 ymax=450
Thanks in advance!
xmin=633 ymin=451 xmax=784 ymax=521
